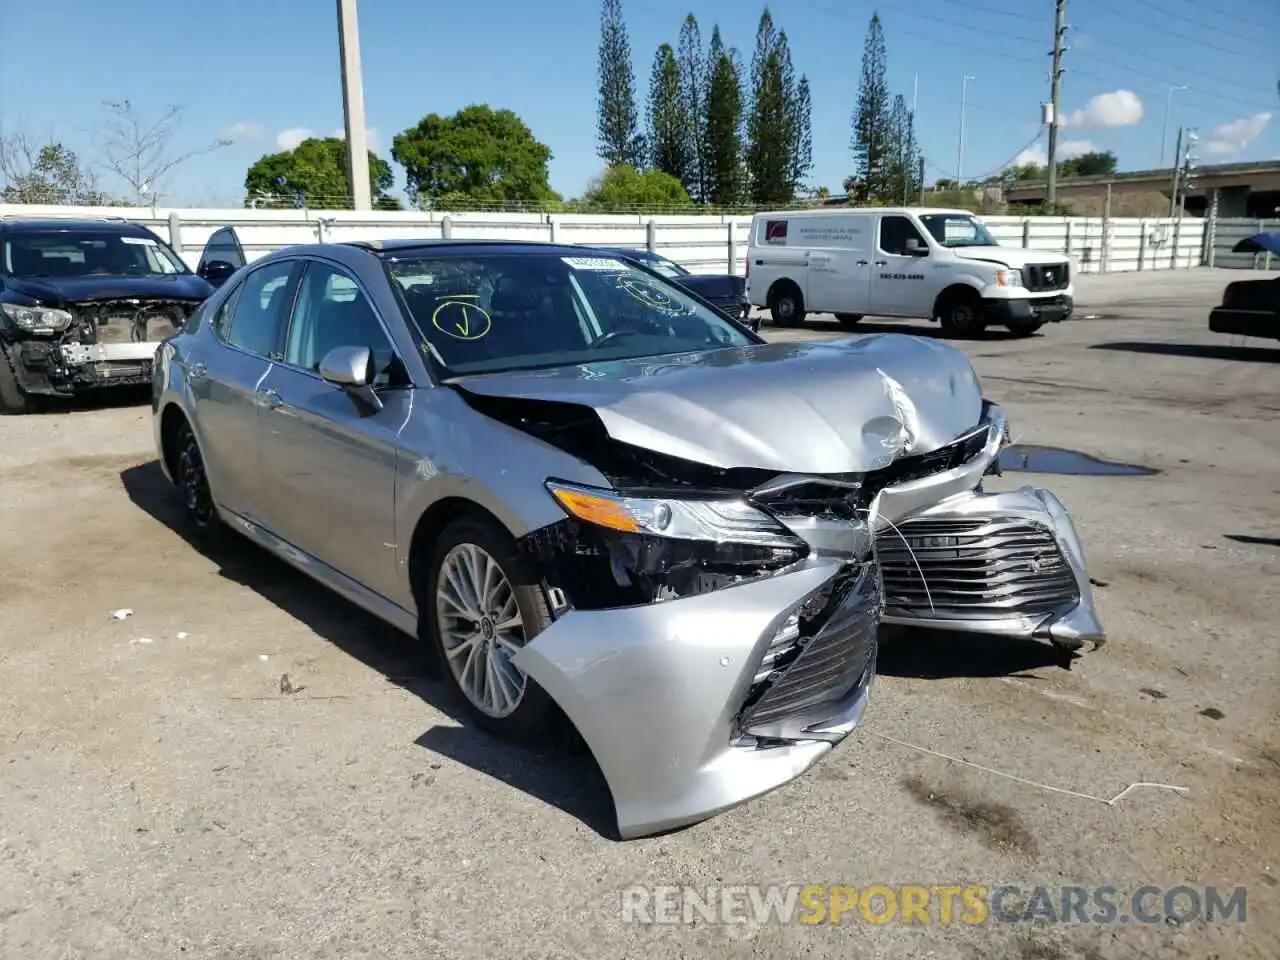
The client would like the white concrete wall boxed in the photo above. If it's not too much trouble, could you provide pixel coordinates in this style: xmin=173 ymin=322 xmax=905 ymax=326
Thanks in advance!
xmin=1210 ymin=217 xmax=1280 ymax=271
xmin=1 ymin=202 xmax=1217 ymax=276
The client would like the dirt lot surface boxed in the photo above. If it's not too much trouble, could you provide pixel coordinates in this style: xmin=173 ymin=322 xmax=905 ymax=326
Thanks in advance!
xmin=1 ymin=268 xmax=1277 ymax=959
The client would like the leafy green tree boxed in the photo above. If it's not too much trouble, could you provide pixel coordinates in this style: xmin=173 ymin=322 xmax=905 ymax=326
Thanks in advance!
xmin=647 ymin=44 xmax=689 ymax=183
xmin=597 ymin=0 xmax=645 ymax=168
xmin=579 ymin=165 xmax=693 ymax=211
xmin=676 ymin=14 xmax=706 ymax=201
xmin=850 ymin=13 xmax=892 ymax=201
xmin=745 ymin=8 xmax=807 ymax=204
xmin=392 ymin=105 xmax=557 ymax=208
xmin=0 ymin=136 xmax=112 ymax=205
xmin=244 ymin=137 xmax=400 ymax=209
xmin=1060 ymin=150 xmax=1117 ymax=177
xmin=703 ymin=27 xmax=745 ymax=206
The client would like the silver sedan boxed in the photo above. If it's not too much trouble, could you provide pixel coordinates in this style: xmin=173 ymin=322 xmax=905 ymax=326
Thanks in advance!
xmin=151 ymin=239 xmax=1104 ymax=839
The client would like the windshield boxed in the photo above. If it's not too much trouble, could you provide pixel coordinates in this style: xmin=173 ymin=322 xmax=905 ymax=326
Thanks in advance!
xmin=2 ymin=229 xmax=190 ymax=278
xmin=918 ymin=214 xmax=999 ymax=248
xmin=633 ymin=252 xmax=690 ymax=279
xmin=386 ymin=251 xmax=756 ymax=377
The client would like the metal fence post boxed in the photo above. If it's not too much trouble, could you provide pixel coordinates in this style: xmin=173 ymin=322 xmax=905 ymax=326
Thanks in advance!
xmin=167 ymin=212 xmax=184 ymax=254
xmin=726 ymin=221 xmax=737 ymax=274
xmin=1137 ymin=220 xmax=1147 ymax=271
xmin=1021 ymin=218 xmax=1030 ymax=248
xmin=1101 ymin=184 xmax=1112 ymax=273
xmin=646 ymin=218 xmax=657 ymax=253
xmin=441 ymin=215 xmax=453 ymax=240
xmin=1205 ymin=189 xmax=1219 ymax=267
xmin=1063 ymin=219 xmax=1073 ymax=260
xmin=548 ymin=215 xmax=557 ymax=243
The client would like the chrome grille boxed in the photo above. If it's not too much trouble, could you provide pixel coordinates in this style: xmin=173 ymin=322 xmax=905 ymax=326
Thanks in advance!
xmin=739 ymin=563 xmax=880 ymax=735
xmin=876 ymin=516 xmax=1078 ymax=618
xmin=1024 ymin=263 xmax=1070 ymax=292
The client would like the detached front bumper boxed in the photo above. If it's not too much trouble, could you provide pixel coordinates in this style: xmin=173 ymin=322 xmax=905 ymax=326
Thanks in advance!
xmin=875 ymin=486 xmax=1105 ymax=649
xmin=983 ymin=295 xmax=1073 ymax=326
xmin=511 ymin=559 xmax=880 ymax=839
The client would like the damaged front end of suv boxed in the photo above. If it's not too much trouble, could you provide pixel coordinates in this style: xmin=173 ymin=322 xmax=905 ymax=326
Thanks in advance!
xmin=434 ymin=335 xmax=1104 ymax=839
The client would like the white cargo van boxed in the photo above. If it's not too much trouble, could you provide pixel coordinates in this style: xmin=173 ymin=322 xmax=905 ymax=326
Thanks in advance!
xmin=745 ymin=207 xmax=1074 ymax=337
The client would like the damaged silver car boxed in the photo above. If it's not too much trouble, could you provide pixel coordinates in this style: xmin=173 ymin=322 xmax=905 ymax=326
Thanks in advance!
xmin=150 ymin=239 xmax=1105 ymax=839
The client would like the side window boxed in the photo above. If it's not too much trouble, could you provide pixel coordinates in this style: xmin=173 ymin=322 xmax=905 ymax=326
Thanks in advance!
xmin=199 ymin=228 xmax=246 ymax=271
xmin=283 ymin=261 xmax=405 ymax=388
xmin=879 ymin=216 xmax=928 ymax=256
xmin=209 ymin=281 xmax=244 ymax=338
xmin=226 ymin=260 xmax=299 ymax=358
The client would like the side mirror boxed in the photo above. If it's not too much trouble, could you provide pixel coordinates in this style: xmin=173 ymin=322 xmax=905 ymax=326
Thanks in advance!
xmin=319 ymin=344 xmax=383 ymax=413
xmin=200 ymin=260 xmax=237 ymax=286
xmin=905 ymin=239 xmax=928 ymax=257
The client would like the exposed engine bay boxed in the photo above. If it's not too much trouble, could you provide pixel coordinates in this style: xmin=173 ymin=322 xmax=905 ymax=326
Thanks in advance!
xmin=3 ymin=298 xmax=198 ymax=396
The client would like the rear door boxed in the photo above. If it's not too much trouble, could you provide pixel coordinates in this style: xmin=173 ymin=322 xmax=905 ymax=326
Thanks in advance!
xmin=747 ymin=216 xmax=807 ymax=308
xmin=188 ymin=259 xmax=301 ymax=521
xmin=802 ymin=214 xmax=873 ymax=315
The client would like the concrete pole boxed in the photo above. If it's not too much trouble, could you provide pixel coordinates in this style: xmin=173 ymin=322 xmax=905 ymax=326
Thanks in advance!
xmin=1045 ymin=0 xmax=1068 ymax=208
xmin=956 ymin=74 xmax=974 ymax=183
xmin=337 ymin=0 xmax=372 ymax=211
xmin=1159 ymin=85 xmax=1186 ymax=168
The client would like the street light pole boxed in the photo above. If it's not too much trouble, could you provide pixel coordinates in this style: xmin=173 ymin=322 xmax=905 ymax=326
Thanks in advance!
xmin=1159 ymin=85 xmax=1187 ymax=168
xmin=337 ymin=0 xmax=371 ymax=211
xmin=956 ymin=74 xmax=975 ymax=183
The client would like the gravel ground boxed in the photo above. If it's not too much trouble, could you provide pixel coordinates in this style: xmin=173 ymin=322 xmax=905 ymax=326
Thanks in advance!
xmin=1 ymin=268 xmax=1277 ymax=960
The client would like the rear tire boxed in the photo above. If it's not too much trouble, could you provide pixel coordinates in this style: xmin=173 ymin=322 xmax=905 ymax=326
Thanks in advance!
xmin=0 ymin=352 xmax=35 ymax=414
xmin=836 ymin=313 xmax=863 ymax=330
xmin=768 ymin=283 xmax=806 ymax=328
xmin=172 ymin=419 xmax=221 ymax=538
xmin=938 ymin=289 xmax=987 ymax=338
xmin=422 ymin=516 xmax=559 ymax=743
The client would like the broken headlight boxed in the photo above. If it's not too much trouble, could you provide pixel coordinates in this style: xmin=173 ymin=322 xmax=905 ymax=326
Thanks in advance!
xmin=546 ymin=479 xmax=800 ymax=549
xmin=1 ymin=303 xmax=73 ymax=334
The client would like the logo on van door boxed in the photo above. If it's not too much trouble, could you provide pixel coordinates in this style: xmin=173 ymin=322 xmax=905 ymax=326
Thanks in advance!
xmin=765 ymin=220 xmax=789 ymax=245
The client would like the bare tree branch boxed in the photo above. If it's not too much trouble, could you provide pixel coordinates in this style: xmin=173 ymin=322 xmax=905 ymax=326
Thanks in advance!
xmin=99 ymin=100 xmax=231 ymax=204
xmin=1 ymin=125 xmax=111 ymax=205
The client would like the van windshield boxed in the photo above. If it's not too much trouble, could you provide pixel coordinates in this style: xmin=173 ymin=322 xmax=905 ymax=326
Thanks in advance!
xmin=918 ymin=214 xmax=998 ymax=248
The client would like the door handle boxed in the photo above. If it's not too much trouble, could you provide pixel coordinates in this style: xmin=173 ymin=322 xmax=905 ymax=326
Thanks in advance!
xmin=874 ymin=259 xmax=888 ymax=266
xmin=185 ymin=361 xmax=207 ymax=380
xmin=855 ymin=259 xmax=869 ymax=266
xmin=257 ymin=388 xmax=282 ymax=409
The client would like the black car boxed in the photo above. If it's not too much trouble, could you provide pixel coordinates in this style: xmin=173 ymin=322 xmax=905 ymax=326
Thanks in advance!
xmin=0 ymin=218 xmax=215 ymax=413
xmin=1208 ymin=232 xmax=1280 ymax=343
xmin=591 ymin=246 xmax=757 ymax=331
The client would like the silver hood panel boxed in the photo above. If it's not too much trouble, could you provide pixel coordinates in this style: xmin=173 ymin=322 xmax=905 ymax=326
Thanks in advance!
xmin=449 ymin=334 xmax=984 ymax=473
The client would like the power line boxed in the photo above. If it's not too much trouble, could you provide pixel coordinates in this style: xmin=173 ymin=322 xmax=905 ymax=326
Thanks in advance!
xmin=1100 ymin=2 xmax=1270 ymax=58
xmin=1126 ymin=0 xmax=1276 ymax=49
xmin=1165 ymin=0 xmax=1280 ymax=33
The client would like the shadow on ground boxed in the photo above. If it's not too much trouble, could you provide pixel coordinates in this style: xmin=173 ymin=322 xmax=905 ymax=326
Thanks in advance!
xmin=1089 ymin=341 xmax=1280 ymax=362
xmin=763 ymin=316 xmax=1029 ymax=341
xmin=32 ymin=385 xmax=152 ymax=414
xmin=1224 ymin=533 xmax=1280 ymax=548
xmin=118 ymin=458 xmax=620 ymax=839
xmin=877 ymin=624 xmax=1075 ymax=679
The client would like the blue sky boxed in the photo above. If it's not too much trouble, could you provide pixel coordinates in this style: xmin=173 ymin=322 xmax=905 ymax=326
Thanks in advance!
xmin=2 ymin=0 xmax=1277 ymax=205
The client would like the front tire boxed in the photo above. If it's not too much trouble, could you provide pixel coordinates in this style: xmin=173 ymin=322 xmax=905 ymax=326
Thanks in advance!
xmin=836 ymin=313 xmax=863 ymax=330
xmin=938 ymin=290 xmax=987 ymax=338
xmin=172 ymin=419 xmax=221 ymax=537
xmin=424 ymin=517 xmax=558 ymax=742
xmin=0 ymin=352 xmax=35 ymax=414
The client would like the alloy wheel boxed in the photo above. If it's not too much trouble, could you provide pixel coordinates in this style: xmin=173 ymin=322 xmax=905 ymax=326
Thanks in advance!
xmin=435 ymin=543 xmax=529 ymax=718
xmin=177 ymin=436 xmax=215 ymax=529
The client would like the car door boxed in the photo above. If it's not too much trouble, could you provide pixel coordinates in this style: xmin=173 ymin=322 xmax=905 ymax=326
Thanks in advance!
xmin=255 ymin=258 xmax=406 ymax=601
xmin=197 ymin=227 xmax=247 ymax=288
xmin=869 ymin=215 xmax=936 ymax=317
xmin=186 ymin=259 xmax=301 ymax=521
xmin=801 ymin=215 xmax=873 ymax=315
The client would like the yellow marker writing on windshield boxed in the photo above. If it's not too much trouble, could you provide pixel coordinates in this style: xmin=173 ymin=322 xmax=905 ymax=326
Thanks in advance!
xmin=431 ymin=299 xmax=492 ymax=341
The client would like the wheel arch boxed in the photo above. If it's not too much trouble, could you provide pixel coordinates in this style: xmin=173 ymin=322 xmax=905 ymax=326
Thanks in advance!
xmin=158 ymin=402 xmax=191 ymax=480
xmin=931 ymin=281 xmax=983 ymax=322
xmin=767 ymin=276 xmax=804 ymax=308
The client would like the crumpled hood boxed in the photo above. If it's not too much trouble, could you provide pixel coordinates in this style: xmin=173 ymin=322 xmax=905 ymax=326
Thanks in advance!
xmin=3 ymin=273 xmax=213 ymax=306
xmin=449 ymin=333 xmax=985 ymax=473
xmin=951 ymin=246 xmax=1070 ymax=270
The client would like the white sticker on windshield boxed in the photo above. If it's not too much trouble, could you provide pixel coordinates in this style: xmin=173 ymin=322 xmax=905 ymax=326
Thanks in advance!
xmin=561 ymin=256 xmax=626 ymax=271
xmin=120 ymin=236 xmax=157 ymax=245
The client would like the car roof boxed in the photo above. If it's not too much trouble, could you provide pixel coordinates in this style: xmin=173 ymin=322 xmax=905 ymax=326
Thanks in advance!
xmin=339 ymin=238 xmax=645 ymax=258
xmin=750 ymin=206 xmax=975 ymax=218
xmin=0 ymin=217 xmax=157 ymax=234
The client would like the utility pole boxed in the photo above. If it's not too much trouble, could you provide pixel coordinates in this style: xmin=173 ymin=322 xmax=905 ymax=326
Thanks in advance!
xmin=956 ymin=74 xmax=975 ymax=184
xmin=1159 ymin=85 xmax=1187 ymax=168
xmin=1045 ymin=0 xmax=1068 ymax=209
xmin=337 ymin=0 xmax=372 ymax=211
xmin=1168 ymin=126 xmax=1183 ymax=218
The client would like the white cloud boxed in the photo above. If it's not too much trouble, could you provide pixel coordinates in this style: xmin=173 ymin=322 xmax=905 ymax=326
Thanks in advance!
xmin=1204 ymin=112 xmax=1272 ymax=156
xmin=220 ymin=121 xmax=263 ymax=142
xmin=1012 ymin=139 xmax=1099 ymax=167
xmin=330 ymin=126 xmax=380 ymax=150
xmin=275 ymin=127 xmax=316 ymax=150
xmin=1061 ymin=90 xmax=1143 ymax=129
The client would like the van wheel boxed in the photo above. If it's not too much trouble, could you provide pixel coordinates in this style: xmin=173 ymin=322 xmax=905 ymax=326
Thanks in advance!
xmin=836 ymin=314 xmax=863 ymax=330
xmin=768 ymin=283 xmax=806 ymax=328
xmin=938 ymin=290 xmax=986 ymax=338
